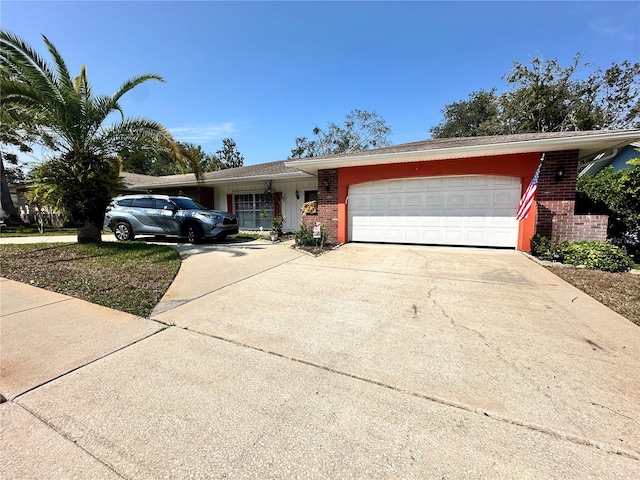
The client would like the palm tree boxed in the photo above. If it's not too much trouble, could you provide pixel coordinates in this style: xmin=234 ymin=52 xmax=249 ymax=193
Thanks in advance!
xmin=0 ymin=29 xmax=198 ymax=242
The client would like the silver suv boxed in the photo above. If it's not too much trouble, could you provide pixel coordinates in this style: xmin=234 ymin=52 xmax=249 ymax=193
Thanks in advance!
xmin=104 ymin=194 xmax=239 ymax=243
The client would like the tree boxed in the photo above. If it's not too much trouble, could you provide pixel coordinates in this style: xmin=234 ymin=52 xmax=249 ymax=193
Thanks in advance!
xmin=501 ymin=55 xmax=583 ymax=133
xmin=290 ymin=109 xmax=392 ymax=158
xmin=120 ymin=140 xmax=242 ymax=174
xmin=577 ymin=156 xmax=640 ymax=256
xmin=0 ymin=101 xmax=42 ymax=225
xmin=0 ymin=29 xmax=199 ymax=242
xmin=121 ymin=141 xmax=208 ymax=176
xmin=430 ymin=55 xmax=640 ymax=138
xmin=429 ymin=89 xmax=503 ymax=138
xmin=210 ymin=137 xmax=244 ymax=169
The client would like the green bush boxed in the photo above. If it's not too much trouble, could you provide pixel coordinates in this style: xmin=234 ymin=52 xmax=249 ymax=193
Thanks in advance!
xmin=562 ymin=241 xmax=632 ymax=272
xmin=295 ymin=223 xmax=314 ymax=246
xmin=551 ymin=240 xmax=571 ymax=262
xmin=295 ymin=223 xmax=329 ymax=247
xmin=531 ymin=234 xmax=552 ymax=258
xmin=576 ymin=158 xmax=640 ymax=257
xmin=530 ymin=236 xmax=632 ymax=272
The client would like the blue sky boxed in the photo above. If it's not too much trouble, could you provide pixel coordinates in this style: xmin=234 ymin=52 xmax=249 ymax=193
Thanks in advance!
xmin=2 ymin=1 xmax=639 ymax=166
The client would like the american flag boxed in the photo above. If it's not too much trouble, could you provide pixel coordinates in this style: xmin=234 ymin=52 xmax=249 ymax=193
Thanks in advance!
xmin=516 ymin=154 xmax=544 ymax=221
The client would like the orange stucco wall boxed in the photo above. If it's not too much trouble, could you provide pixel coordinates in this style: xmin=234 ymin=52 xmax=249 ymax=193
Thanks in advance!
xmin=336 ymin=152 xmax=541 ymax=251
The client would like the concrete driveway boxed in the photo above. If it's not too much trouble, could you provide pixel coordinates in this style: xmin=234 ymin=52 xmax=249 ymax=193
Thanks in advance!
xmin=2 ymin=241 xmax=639 ymax=478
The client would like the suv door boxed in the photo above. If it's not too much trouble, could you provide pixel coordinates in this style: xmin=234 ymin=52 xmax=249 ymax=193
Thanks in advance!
xmin=153 ymin=199 xmax=181 ymax=234
xmin=131 ymin=197 xmax=161 ymax=234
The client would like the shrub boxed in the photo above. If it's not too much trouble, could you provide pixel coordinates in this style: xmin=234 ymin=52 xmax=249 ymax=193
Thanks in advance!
xmin=295 ymin=222 xmax=329 ymax=247
xmin=530 ymin=236 xmax=632 ymax=272
xmin=295 ymin=223 xmax=314 ymax=246
xmin=562 ymin=241 xmax=632 ymax=272
xmin=551 ymin=240 xmax=571 ymax=262
xmin=531 ymin=234 xmax=552 ymax=259
xmin=576 ymin=158 xmax=640 ymax=258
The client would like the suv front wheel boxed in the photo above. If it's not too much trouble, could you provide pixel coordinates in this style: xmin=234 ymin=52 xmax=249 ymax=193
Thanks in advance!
xmin=186 ymin=223 xmax=203 ymax=244
xmin=114 ymin=222 xmax=134 ymax=241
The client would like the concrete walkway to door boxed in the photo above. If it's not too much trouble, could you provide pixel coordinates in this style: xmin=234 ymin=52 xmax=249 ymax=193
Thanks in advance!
xmin=2 ymin=241 xmax=639 ymax=478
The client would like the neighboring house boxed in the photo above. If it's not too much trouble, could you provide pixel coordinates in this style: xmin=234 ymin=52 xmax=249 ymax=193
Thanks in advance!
xmin=122 ymin=130 xmax=640 ymax=251
xmin=7 ymin=181 xmax=65 ymax=226
xmin=578 ymin=142 xmax=640 ymax=177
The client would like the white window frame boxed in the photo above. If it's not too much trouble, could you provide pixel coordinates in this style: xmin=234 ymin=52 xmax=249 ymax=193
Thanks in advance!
xmin=234 ymin=193 xmax=273 ymax=230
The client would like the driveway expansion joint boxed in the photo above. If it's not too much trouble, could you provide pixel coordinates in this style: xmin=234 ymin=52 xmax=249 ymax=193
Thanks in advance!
xmin=151 ymin=252 xmax=305 ymax=317
xmin=177 ymin=325 xmax=640 ymax=461
xmin=10 ymin=325 xmax=169 ymax=403
xmin=11 ymin=401 xmax=128 ymax=480
xmin=0 ymin=297 xmax=72 ymax=317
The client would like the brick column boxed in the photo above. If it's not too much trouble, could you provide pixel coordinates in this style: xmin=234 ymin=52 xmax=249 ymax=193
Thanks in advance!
xmin=314 ymin=169 xmax=339 ymax=243
xmin=535 ymin=149 xmax=607 ymax=243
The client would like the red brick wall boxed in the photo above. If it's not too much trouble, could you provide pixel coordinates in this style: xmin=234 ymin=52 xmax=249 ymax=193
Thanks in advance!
xmin=535 ymin=150 xmax=607 ymax=243
xmin=305 ymin=169 xmax=339 ymax=243
xmin=556 ymin=213 xmax=609 ymax=242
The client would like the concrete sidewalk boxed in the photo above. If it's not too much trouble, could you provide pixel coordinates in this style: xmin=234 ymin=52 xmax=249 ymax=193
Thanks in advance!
xmin=1 ymin=240 xmax=639 ymax=478
xmin=0 ymin=234 xmax=116 ymax=244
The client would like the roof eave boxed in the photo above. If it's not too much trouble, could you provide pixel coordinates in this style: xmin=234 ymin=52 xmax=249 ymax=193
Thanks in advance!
xmin=285 ymin=130 xmax=640 ymax=175
xmin=124 ymin=171 xmax=313 ymax=190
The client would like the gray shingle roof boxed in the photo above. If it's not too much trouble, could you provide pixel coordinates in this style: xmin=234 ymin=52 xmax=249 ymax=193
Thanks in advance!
xmin=304 ymin=130 xmax=637 ymax=160
xmin=121 ymin=160 xmax=308 ymax=188
xmin=122 ymin=130 xmax=640 ymax=188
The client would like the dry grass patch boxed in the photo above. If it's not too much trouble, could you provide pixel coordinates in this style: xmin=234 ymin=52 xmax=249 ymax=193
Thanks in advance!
xmin=547 ymin=266 xmax=640 ymax=326
xmin=0 ymin=242 xmax=181 ymax=317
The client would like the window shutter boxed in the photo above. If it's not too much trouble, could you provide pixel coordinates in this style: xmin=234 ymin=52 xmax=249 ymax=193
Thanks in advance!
xmin=274 ymin=192 xmax=282 ymax=216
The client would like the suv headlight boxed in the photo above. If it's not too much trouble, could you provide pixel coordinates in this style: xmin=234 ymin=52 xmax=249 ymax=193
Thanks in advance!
xmin=195 ymin=212 xmax=221 ymax=222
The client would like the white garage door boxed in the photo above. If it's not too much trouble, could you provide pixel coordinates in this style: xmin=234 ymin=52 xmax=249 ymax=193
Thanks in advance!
xmin=348 ymin=175 xmax=521 ymax=247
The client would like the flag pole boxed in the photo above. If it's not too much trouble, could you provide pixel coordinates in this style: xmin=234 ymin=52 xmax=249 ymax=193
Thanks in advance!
xmin=515 ymin=153 xmax=544 ymax=221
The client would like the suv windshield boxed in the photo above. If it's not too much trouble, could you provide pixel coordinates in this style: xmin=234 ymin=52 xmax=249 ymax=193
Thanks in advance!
xmin=170 ymin=197 xmax=205 ymax=210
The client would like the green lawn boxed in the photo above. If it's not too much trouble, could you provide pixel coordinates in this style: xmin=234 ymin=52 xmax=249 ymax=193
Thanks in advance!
xmin=0 ymin=225 xmax=77 ymax=237
xmin=0 ymin=242 xmax=181 ymax=317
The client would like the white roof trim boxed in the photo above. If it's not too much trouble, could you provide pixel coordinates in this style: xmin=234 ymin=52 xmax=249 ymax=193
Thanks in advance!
xmin=285 ymin=130 xmax=640 ymax=175
xmin=127 ymin=171 xmax=312 ymax=190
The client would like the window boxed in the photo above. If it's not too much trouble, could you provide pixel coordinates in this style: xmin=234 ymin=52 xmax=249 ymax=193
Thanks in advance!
xmin=154 ymin=199 xmax=174 ymax=210
xmin=304 ymin=190 xmax=318 ymax=203
xmin=234 ymin=193 xmax=273 ymax=230
xmin=132 ymin=198 xmax=155 ymax=208
xmin=303 ymin=190 xmax=318 ymax=215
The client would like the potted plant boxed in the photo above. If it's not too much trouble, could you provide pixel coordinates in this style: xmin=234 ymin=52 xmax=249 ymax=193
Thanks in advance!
xmin=271 ymin=214 xmax=285 ymax=241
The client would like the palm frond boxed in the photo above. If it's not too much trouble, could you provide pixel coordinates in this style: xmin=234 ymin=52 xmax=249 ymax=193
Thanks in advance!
xmin=41 ymin=34 xmax=74 ymax=95
xmin=0 ymin=30 xmax=64 ymax=104
xmin=111 ymin=73 xmax=164 ymax=103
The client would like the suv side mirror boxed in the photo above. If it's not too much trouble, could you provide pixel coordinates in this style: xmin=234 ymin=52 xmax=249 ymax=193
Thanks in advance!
xmin=164 ymin=204 xmax=177 ymax=213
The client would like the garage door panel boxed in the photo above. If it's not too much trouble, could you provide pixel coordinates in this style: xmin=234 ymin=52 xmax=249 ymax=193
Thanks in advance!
xmin=446 ymin=194 xmax=467 ymax=207
xmin=405 ymin=195 xmax=422 ymax=208
xmin=494 ymin=191 xmax=519 ymax=206
xmin=387 ymin=196 xmax=403 ymax=208
xmin=469 ymin=193 xmax=490 ymax=206
xmin=447 ymin=177 xmax=468 ymax=188
xmin=469 ymin=177 xmax=491 ymax=187
xmin=445 ymin=229 xmax=465 ymax=244
xmin=348 ymin=175 xmax=520 ymax=248
xmin=405 ymin=179 xmax=425 ymax=191
xmin=425 ymin=194 xmax=444 ymax=207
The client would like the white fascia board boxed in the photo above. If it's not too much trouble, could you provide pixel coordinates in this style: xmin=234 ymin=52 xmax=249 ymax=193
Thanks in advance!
xmin=127 ymin=171 xmax=313 ymax=190
xmin=285 ymin=131 xmax=640 ymax=175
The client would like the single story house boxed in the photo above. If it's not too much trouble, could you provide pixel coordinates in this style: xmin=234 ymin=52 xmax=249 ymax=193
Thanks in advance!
xmin=121 ymin=129 xmax=640 ymax=251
